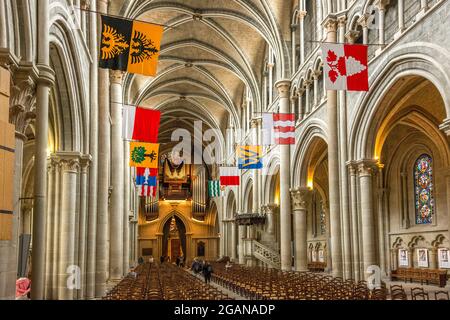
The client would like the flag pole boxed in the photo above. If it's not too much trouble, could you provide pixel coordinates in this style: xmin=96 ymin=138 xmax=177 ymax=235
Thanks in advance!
xmin=75 ymin=6 xmax=174 ymax=29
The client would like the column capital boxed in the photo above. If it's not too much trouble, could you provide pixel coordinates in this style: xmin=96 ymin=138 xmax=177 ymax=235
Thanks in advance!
xmin=345 ymin=30 xmax=361 ymax=44
xmin=109 ymin=70 xmax=124 ymax=84
xmin=304 ymin=79 xmax=313 ymax=88
xmin=275 ymin=80 xmax=291 ymax=98
xmin=355 ymin=159 xmax=378 ymax=177
xmin=298 ymin=11 xmax=307 ymax=20
xmin=36 ymin=64 xmax=55 ymax=87
xmin=439 ymin=118 xmax=450 ymax=136
xmin=9 ymin=77 xmax=36 ymax=136
xmin=374 ymin=0 xmax=390 ymax=10
xmin=322 ymin=14 xmax=338 ymax=32
xmin=80 ymin=154 xmax=92 ymax=173
xmin=262 ymin=203 xmax=278 ymax=215
xmin=50 ymin=151 xmax=83 ymax=173
xmin=250 ymin=118 xmax=261 ymax=128
xmin=357 ymin=14 xmax=370 ymax=28
xmin=337 ymin=15 xmax=347 ymax=29
xmin=81 ymin=0 xmax=91 ymax=10
xmin=312 ymin=70 xmax=322 ymax=80
xmin=290 ymin=187 xmax=311 ymax=211
xmin=97 ymin=0 xmax=110 ymax=7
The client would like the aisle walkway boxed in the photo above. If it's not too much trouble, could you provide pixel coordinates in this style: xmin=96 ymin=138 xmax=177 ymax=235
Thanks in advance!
xmin=188 ymin=269 xmax=247 ymax=300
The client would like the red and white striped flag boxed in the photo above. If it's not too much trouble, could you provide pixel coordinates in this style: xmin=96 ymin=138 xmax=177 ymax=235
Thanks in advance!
xmin=219 ymin=167 xmax=239 ymax=186
xmin=137 ymin=183 xmax=157 ymax=198
xmin=321 ymin=43 xmax=368 ymax=91
xmin=262 ymin=113 xmax=295 ymax=145
xmin=123 ymin=106 xmax=161 ymax=142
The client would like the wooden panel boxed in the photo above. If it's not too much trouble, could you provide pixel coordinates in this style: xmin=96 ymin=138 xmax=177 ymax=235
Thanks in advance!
xmin=0 ymin=66 xmax=9 ymax=97
xmin=0 ymin=119 xmax=15 ymax=240
xmin=0 ymin=66 xmax=10 ymax=123
xmin=0 ymin=214 xmax=13 ymax=240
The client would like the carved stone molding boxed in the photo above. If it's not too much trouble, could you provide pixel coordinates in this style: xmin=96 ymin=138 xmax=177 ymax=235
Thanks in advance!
xmin=290 ymin=187 xmax=311 ymax=211
xmin=322 ymin=14 xmax=338 ymax=32
xmin=50 ymin=151 xmax=84 ymax=173
xmin=275 ymin=80 xmax=291 ymax=98
xmin=9 ymin=77 xmax=36 ymax=137
xmin=357 ymin=14 xmax=370 ymax=28
xmin=345 ymin=30 xmax=361 ymax=44
xmin=356 ymin=159 xmax=378 ymax=177
xmin=109 ymin=70 xmax=124 ymax=84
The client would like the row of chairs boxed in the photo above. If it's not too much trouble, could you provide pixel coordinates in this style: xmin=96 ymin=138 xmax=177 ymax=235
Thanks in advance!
xmin=103 ymin=262 xmax=232 ymax=300
xmin=390 ymin=284 xmax=450 ymax=300
xmin=211 ymin=263 xmax=450 ymax=300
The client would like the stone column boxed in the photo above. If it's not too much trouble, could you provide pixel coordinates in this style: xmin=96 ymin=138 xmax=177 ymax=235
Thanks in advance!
xmin=96 ymin=0 xmax=110 ymax=297
xmin=78 ymin=156 xmax=90 ymax=299
xmin=439 ymin=120 xmax=450 ymax=244
xmin=376 ymin=164 xmax=387 ymax=276
xmin=401 ymin=172 xmax=410 ymax=228
xmin=348 ymin=163 xmax=360 ymax=281
xmin=298 ymin=11 xmax=306 ymax=65
xmin=323 ymin=15 xmax=342 ymax=277
xmin=275 ymin=80 xmax=292 ymax=271
xmin=238 ymin=223 xmax=246 ymax=265
xmin=374 ymin=0 xmax=389 ymax=49
xmin=391 ymin=249 xmax=398 ymax=271
xmin=251 ymin=119 xmax=260 ymax=214
xmin=44 ymin=158 xmax=55 ymax=299
xmin=291 ymin=24 xmax=297 ymax=73
xmin=396 ymin=0 xmax=405 ymax=38
xmin=265 ymin=204 xmax=277 ymax=236
xmin=8 ymin=74 xmax=37 ymax=299
xmin=31 ymin=0 xmax=55 ymax=299
xmin=57 ymin=155 xmax=80 ymax=300
xmin=420 ymin=0 xmax=428 ymax=12
xmin=109 ymin=70 xmax=124 ymax=280
xmin=357 ymin=160 xmax=377 ymax=279
xmin=312 ymin=72 xmax=319 ymax=108
xmin=430 ymin=248 xmax=438 ymax=269
xmin=357 ymin=15 xmax=369 ymax=45
xmin=0 ymin=0 xmax=6 ymax=48
xmin=123 ymin=141 xmax=130 ymax=275
xmin=86 ymin=0 xmax=98 ymax=300
xmin=304 ymin=80 xmax=311 ymax=115
xmin=297 ymin=89 xmax=304 ymax=121
xmin=338 ymin=15 xmax=352 ymax=280
xmin=291 ymin=187 xmax=310 ymax=272
xmin=231 ymin=218 xmax=237 ymax=261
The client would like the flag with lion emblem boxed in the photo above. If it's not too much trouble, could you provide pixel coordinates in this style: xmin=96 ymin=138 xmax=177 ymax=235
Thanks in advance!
xmin=99 ymin=15 xmax=163 ymax=76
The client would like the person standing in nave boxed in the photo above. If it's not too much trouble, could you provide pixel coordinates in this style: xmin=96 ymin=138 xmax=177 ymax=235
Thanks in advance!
xmin=202 ymin=261 xmax=213 ymax=284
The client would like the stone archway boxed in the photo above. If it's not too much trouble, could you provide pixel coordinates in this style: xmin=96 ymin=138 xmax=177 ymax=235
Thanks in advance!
xmin=162 ymin=215 xmax=187 ymax=263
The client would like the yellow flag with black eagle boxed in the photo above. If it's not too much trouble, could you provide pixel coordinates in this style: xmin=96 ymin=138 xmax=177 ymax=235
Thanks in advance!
xmin=99 ymin=15 xmax=163 ymax=76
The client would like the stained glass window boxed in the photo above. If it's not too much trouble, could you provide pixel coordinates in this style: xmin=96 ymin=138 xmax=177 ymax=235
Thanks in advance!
xmin=414 ymin=154 xmax=434 ymax=224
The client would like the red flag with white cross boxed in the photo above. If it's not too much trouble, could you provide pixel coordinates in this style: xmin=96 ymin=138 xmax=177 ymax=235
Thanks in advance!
xmin=321 ymin=43 xmax=368 ymax=91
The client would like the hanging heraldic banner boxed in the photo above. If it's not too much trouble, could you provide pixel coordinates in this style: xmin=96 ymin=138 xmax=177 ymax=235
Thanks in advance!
xmin=99 ymin=15 xmax=163 ymax=76
xmin=130 ymin=142 xmax=160 ymax=168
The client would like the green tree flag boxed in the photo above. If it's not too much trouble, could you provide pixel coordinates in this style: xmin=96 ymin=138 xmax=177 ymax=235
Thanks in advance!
xmin=208 ymin=180 xmax=221 ymax=198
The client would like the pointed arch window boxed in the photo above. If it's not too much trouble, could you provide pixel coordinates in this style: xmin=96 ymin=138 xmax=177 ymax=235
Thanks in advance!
xmin=414 ymin=154 xmax=434 ymax=224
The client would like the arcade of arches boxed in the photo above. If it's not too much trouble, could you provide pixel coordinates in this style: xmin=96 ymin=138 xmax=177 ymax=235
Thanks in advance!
xmin=1 ymin=0 xmax=450 ymax=300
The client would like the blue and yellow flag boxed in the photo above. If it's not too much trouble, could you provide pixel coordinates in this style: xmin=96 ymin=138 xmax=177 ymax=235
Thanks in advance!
xmin=237 ymin=146 xmax=263 ymax=170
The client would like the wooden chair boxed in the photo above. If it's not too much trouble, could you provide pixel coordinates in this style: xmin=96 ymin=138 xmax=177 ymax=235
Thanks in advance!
xmin=412 ymin=292 xmax=429 ymax=300
xmin=434 ymin=291 xmax=449 ymax=300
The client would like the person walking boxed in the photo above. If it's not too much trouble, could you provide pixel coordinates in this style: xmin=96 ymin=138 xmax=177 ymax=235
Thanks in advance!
xmin=202 ymin=261 xmax=213 ymax=284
